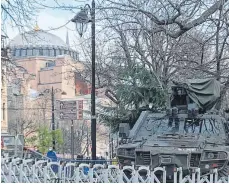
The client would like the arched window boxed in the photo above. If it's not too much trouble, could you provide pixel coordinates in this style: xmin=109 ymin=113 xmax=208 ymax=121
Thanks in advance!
xmin=50 ymin=49 xmax=54 ymax=57
xmin=39 ymin=48 xmax=43 ymax=56
xmin=55 ymin=49 xmax=60 ymax=56
xmin=74 ymin=52 xmax=78 ymax=60
xmin=33 ymin=48 xmax=39 ymax=56
xmin=59 ymin=49 xmax=63 ymax=55
xmin=27 ymin=49 xmax=32 ymax=56
xmin=43 ymin=49 xmax=49 ymax=56
xmin=13 ymin=49 xmax=16 ymax=56
xmin=15 ymin=49 xmax=21 ymax=57
xmin=21 ymin=49 xmax=26 ymax=56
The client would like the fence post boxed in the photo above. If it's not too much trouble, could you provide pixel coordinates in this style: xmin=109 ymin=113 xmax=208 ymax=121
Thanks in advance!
xmin=43 ymin=165 xmax=48 ymax=183
xmin=209 ymin=169 xmax=214 ymax=183
xmin=19 ymin=161 xmax=23 ymax=183
xmin=191 ymin=168 xmax=196 ymax=183
xmin=103 ymin=165 xmax=109 ymax=183
xmin=196 ymin=168 xmax=200 ymax=183
xmin=132 ymin=168 xmax=138 ymax=183
xmin=178 ymin=167 xmax=183 ymax=183
xmin=118 ymin=167 xmax=124 ymax=183
xmin=58 ymin=164 xmax=62 ymax=183
xmin=173 ymin=168 xmax=177 ymax=183
xmin=75 ymin=166 xmax=80 ymax=183
xmin=162 ymin=167 xmax=166 ymax=183
xmin=32 ymin=163 xmax=36 ymax=183
xmin=213 ymin=168 xmax=218 ymax=183
xmin=88 ymin=164 xmax=94 ymax=183
xmin=8 ymin=161 xmax=13 ymax=183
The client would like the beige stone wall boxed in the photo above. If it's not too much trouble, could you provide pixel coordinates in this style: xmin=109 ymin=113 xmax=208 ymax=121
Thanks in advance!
xmin=15 ymin=56 xmax=79 ymax=99
xmin=1 ymin=65 xmax=8 ymax=133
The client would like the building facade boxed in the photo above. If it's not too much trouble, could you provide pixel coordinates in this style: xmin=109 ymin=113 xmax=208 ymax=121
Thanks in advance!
xmin=9 ymin=27 xmax=84 ymax=98
xmin=7 ymin=26 xmax=87 ymax=135
xmin=1 ymin=35 xmax=9 ymax=133
xmin=6 ymin=26 xmax=109 ymax=157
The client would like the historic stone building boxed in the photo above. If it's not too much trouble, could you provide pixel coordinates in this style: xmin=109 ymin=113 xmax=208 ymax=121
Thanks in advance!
xmin=9 ymin=26 xmax=82 ymax=98
xmin=6 ymin=26 xmax=109 ymax=157
xmin=7 ymin=26 xmax=87 ymax=134
xmin=1 ymin=35 xmax=8 ymax=133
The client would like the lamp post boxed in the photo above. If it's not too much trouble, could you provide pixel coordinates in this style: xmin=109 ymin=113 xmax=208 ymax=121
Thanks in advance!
xmin=71 ymin=0 xmax=96 ymax=160
xmin=39 ymin=87 xmax=66 ymax=150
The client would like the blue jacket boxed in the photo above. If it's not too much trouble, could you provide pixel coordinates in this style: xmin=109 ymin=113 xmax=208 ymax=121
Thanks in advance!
xmin=47 ymin=150 xmax=57 ymax=162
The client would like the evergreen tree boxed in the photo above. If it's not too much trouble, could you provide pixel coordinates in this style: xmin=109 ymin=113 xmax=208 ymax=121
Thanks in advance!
xmin=99 ymin=65 xmax=166 ymax=132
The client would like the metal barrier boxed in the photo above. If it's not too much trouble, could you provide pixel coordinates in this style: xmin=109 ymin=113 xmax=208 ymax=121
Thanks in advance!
xmin=1 ymin=157 xmax=229 ymax=183
xmin=57 ymin=158 xmax=115 ymax=165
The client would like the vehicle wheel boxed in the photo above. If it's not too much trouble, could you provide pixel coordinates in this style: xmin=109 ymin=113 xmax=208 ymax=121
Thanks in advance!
xmin=218 ymin=166 xmax=229 ymax=178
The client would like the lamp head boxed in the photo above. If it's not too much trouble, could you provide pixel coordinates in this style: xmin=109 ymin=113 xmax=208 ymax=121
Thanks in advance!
xmin=72 ymin=8 xmax=89 ymax=37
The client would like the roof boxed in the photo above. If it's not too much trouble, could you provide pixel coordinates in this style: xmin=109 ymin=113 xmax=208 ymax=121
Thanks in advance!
xmin=9 ymin=30 xmax=68 ymax=48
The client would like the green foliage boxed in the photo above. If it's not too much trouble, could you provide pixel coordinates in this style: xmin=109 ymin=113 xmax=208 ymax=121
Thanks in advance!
xmin=25 ymin=135 xmax=37 ymax=145
xmin=27 ymin=126 xmax=64 ymax=154
xmin=100 ymin=65 xmax=166 ymax=131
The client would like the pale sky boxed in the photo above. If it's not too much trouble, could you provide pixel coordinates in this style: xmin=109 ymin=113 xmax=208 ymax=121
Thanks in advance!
xmin=4 ymin=0 xmax=91 ymax=51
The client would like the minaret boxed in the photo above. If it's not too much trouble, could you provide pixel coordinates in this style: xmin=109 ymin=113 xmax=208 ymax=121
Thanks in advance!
xmin=66 ymin=30 xmax=70 ymax=47
xmin=34 ymin=21 xmax=40 ymax=31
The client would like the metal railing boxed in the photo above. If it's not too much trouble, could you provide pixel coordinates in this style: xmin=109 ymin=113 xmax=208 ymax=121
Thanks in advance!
xmin=57 ymin=158 xmax=116 ymax=165
xmin=1 ymin=157 xmax=229 ymax=183
xmin=23 ymin=149 xmax=52 ymax=161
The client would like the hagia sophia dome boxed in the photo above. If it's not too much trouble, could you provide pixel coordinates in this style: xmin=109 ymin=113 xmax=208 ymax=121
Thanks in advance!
xmin=9 ymin=25 xmax=78 ymax=60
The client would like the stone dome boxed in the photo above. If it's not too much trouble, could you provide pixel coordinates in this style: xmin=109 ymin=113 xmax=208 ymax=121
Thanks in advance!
xmin=9 ymin=30 xmax=67 ymax=48
xmin=9 ymin=29 xmax=79 ymax=60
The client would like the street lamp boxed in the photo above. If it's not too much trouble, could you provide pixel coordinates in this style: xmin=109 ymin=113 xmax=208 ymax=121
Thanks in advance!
xmin=39 ymin=87 xmax=66 ymax=150
xmin=71 ymin=0 xmax=97 ymax=160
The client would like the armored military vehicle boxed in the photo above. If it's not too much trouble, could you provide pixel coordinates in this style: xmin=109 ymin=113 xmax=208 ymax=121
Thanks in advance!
xmin=117 ymin=78 xmax=229 ymax=179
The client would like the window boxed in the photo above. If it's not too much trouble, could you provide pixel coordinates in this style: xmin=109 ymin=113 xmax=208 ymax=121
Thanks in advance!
xmin=21 ymin=49 xmax=26 ymax=56
xmin=59 ymin=49 xmax=63 ymax=55
xmin=27 ymin=49 xmax=32 ymax=56
xmin=50 ymin=49 xmax=54 ymax=57
xmin=13 ymin=49 xmax=16 ymax=56
xmin=2 ymin=103 xmax=5 ymax=120
xmin=46 ymin=61 xmax=56 ymax=67
xmin=43 ymin=49 xmax=49 ymax=56
xmin=55 ymin=49 xmax=60 ymax=56
xmin=33 ymin=49 xmax=39 ymax=56
xmin=74 ymin=52 xmax=78 ymax=60
xmin=1 ymin=75 xmax=4 ymax=87
xmin=15 ymin=49 xmax=21 ymax=57
xmin=39 ymin=48 xmax=43 ymax=56
xmin=64 ymin=50 xmax=67 ymax=54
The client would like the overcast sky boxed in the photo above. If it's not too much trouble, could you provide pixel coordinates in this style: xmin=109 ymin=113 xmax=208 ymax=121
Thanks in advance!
xmin=5 ymin=0 xmax=91 ymax=50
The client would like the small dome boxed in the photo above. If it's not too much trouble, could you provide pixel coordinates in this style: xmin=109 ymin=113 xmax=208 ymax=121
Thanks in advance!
xmin=9 ymin=30 xmax=67 ymax=48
